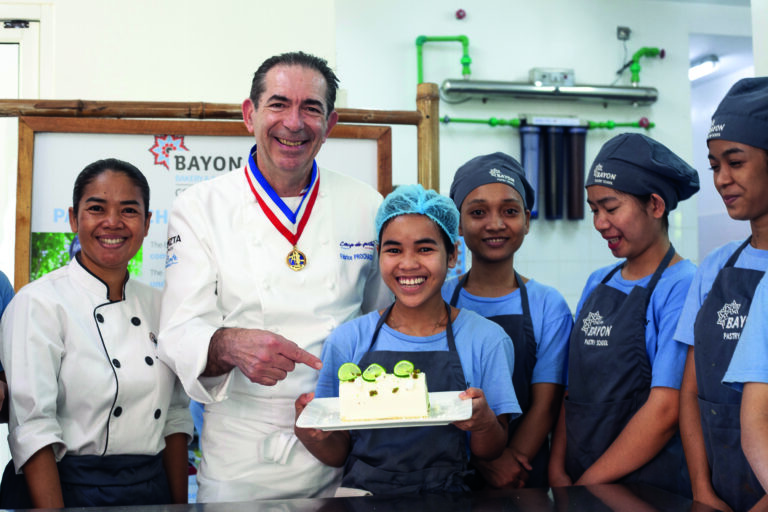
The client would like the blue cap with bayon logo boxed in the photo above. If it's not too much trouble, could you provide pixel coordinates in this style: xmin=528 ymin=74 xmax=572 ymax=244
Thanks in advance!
xmin=585 ymin=133 xmax=699 ymax=212
xmin=450 ymin=152 xmax=535 ymax=212
xmin=708 ymin=77 xmax=768 ymax=151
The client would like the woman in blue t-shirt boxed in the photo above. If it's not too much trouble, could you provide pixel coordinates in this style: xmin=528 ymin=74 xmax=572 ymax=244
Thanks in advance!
xmin=294 ymin=184 xmax=520 ymax=496
xmin=676 ymin=77 xmax=768 ymax=512
xmin=442 ymin=152 xmax=572 ymax=489
xmin=548 ymin=133 xmax=699 ymax=497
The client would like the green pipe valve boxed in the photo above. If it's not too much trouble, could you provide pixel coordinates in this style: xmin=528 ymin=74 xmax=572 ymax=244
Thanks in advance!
xmin=630 ymin=47 xmax=665 ymax=86
xmin=441 ymin=116 xmax=654 ymax=130
xmin=415 ymin=35 xmax=471 ymax=84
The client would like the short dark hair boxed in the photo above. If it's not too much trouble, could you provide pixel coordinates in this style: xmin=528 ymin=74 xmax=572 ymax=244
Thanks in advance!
xmin=73 ymin=158 xmax=150 ymax=216
xmin=249 ymin=51 xmax=339 ymax=117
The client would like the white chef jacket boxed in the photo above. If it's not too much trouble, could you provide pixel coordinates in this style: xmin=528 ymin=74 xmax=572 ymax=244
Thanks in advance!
xmin=0 ymin=256 xmax=193 ymax=473
xmin=159 ymin=166 xmax=391 ymax=502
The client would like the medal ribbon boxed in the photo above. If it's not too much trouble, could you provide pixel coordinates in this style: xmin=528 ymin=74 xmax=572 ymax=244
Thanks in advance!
xmin=245 ymin=147 xmax=320 ymax=246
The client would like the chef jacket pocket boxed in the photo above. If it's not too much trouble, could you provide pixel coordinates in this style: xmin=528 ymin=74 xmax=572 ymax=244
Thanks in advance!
xmin=261 ymin=430 xmax=299 ymax=465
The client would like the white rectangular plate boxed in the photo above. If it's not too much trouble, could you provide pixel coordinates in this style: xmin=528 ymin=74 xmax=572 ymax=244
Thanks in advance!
xmin=296 ymin=391 xmax=472 ymax=431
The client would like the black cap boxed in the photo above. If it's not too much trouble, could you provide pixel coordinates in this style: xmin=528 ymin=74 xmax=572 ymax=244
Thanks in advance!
xmin=450 ymin=152 xmax=535 ymax=211
xmin=708 ymin=77 xmax=768 ymax=151
xmin=585 ymin=133 xmax=699 ymax=211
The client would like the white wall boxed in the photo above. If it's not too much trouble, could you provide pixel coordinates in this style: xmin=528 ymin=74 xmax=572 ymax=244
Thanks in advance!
xmin=0 ymin=0 xmax=335 ymax=284
xmin=753 ymin=0 xmax=768 ymax=74
xmin=335 ymin=0 xmax=752 ymax=310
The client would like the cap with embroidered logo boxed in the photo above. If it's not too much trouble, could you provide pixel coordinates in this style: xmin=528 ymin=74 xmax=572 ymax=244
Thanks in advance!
xmin=708 ymin=77 xmax=768 ymax=151
xmin=585 ymin=133 xmax=699 ymax=211
xmin=450 ymin=152 xmax=535 ymax=212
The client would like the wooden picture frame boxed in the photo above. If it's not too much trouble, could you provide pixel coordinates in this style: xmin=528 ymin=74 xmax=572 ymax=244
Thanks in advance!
xmin=14 ymin=116 xmax=392 ymax=289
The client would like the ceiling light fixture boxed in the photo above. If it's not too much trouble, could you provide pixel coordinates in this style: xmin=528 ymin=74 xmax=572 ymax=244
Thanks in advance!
xmin=689 ymin=54 xmax=719 ymax=81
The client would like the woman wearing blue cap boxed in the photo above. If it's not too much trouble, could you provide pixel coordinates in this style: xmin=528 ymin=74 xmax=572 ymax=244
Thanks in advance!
xmin=676 ymin=77 xmax=768 ymax=511
xmin=294 ymin=184 xmax=521 ymax=495
xmin=443 ymin=153 xmax=572 ymax=489
xmin=549 ymin=133 xmax=699 ymax=496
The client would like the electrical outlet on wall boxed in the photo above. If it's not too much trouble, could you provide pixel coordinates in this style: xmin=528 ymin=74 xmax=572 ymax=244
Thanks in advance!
xmin=617 ymin=26 xmax=631 ymax=41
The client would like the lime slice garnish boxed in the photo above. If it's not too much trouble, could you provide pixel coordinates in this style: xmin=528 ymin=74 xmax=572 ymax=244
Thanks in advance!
xmin=362 ymin=363 xmax=386 ymax=382
xmin=338 ymin=362 xmax=362 ymax=382
xmin=393 ymin=360 xmax=415 ymax=378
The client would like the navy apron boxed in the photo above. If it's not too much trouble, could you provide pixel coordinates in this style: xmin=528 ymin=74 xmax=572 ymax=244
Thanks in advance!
xmin=342 ymin=302 xmax=470 ymax=494
xmin=565 ymin=246 xmax=688 ymax=496
xmin=0 ymin=453 xmax=170 ymax=508
xmin=694 ymin=237 xmax=764 ymax=511
xmin=450 ymin=272 xmax=548 ymax=488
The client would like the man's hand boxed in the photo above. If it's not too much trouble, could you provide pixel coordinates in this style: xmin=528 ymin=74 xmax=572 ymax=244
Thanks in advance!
xmin=203 ymin=327 xmax=322 ymax=385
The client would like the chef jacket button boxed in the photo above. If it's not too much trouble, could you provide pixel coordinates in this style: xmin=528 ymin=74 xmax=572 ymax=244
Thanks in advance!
xmin=96 ymin=313 xmax=104 ymax=323
xmin=114 ymin=407 xmax=123 ymax=417
xmin=145 ymin=356 xmax=154 ymax=366
xmin=131 ymin=317 xmax=141 ymax=326
xmin=263 ymin=283 xmax=270 ymax=292
xmin=112 ymin=359 xmax=121 ymax=368
xmin=154 ymin=409 xmax=162 ymax=420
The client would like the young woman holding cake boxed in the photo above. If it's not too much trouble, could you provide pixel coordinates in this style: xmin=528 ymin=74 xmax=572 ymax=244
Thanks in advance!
xmin=442 ymin=152 xmax=573 ymax=489
xmin=294 ymin=184 xmax=521 ymax=496
xmin=675 ymin=77 xmax=768 ymax=512
xmin=548 ymin=133 xmax=699 ymax=497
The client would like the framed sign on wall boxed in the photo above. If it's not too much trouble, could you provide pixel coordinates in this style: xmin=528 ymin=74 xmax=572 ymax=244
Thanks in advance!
xmin=15 ymin=117 xmax=392 ymax=290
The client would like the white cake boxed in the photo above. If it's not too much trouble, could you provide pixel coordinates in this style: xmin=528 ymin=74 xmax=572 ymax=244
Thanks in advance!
xmin=339 ymin=372 xmax=429 ymax=421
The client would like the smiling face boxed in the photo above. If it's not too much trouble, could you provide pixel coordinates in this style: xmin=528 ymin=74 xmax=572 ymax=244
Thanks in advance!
xmin=379 ymin=214 xmax=458 ymax=311
xmin=587 ymin=185 xmax=664 ymax=261
xmin=708 ymin=139 xmax=768 ymax=224
xmin=242 ymin=64 xmax=338 ymax=192
xmin=459 ymin=182 xmax=530 ymax=265
xmin=69 ymin=170 xmax=151 ymax=283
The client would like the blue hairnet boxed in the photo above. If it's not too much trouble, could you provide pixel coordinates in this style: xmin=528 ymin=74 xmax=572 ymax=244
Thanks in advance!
xmin=375 ymin=184 xmax=459 ymax=245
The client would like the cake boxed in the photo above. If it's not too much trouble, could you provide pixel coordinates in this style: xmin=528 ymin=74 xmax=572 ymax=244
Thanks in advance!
xmin=338 ymin=361 xmax=430 ymax=421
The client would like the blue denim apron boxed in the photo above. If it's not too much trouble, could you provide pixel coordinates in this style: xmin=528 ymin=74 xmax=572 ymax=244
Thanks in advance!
xmin=341 ymin=302 xmax=470 ymax=494
xmin=450 ymin=272 xmax=547 ymax=487
xmin=566 ymin=246 xmax=688 ymax=496
xmin=693 ymin=237 xmax=764 ymax=511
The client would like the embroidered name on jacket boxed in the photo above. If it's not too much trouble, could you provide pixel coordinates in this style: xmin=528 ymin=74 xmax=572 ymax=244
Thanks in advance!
xmin=581 ymin=311 xmax=611 ymax=346
xmin=716 ymin=300 xmax=747 ymax=340
xmin=339 ymin=240 xmax=376 ymax=262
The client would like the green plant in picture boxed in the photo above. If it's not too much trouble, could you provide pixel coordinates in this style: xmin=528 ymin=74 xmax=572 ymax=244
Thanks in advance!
xmin=30 ymin=232 xmax=144 ymax=282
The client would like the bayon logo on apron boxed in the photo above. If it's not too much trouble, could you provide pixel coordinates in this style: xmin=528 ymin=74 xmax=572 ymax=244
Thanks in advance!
xmin=580 ymin=311 xmax=612 ymax=347
xmin=716 ymin=300 xmax=747 ymax=340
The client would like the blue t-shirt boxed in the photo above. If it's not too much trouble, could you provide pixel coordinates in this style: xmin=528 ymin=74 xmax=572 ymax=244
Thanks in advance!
xmin=675 ymin=239 xmax=768 ymax=348
xmin=0 ymin=271 xmax=13 ymax=372
xmin=724 ymin=273 xmax=768 ymax=389
xmin=441 ymin=277 xmax=572 ymax=385
xmin=315 ymin=308 xmax=521 ymax=419
xmin=571 ymin=259 xmax=696 ymax=390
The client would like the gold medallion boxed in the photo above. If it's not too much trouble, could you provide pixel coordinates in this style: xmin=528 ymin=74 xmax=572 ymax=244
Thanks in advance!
xmin=287 ymin=246 xmax=307 ymax=271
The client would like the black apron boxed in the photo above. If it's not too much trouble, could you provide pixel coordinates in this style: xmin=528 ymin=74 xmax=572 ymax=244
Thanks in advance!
xmin=0 ymin=452 xmax=170 ymax=508
xmin=693 ymin=237 xmax=764 ymax=511
xmin=565 ymin=246 xmax=688 ymax=496
xmin=341 ymin=302 xmax=470 ymax=495
xmin=450 ymin=272 xmax=548 ymax=488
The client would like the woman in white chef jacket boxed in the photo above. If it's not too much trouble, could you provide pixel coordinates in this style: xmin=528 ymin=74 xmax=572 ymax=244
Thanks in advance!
xmin=0 ymin=158 xmax=193 ymax=509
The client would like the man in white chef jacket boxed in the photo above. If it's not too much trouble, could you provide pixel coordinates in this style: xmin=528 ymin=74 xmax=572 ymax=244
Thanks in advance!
xmin=159 ymin=51 xmax=390 ymax=502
